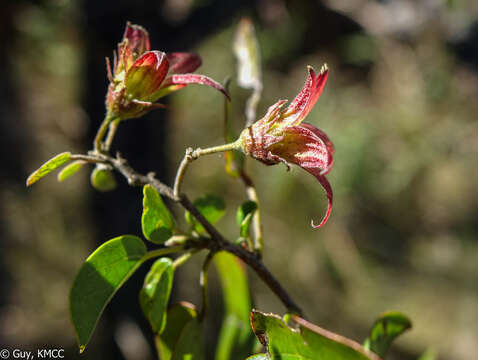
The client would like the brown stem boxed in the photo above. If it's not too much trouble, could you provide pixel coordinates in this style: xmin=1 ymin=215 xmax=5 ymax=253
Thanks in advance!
xmin=70 ymin=152 xmax=303 ymax=316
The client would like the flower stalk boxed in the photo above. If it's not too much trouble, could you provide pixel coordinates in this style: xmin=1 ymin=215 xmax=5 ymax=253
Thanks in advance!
xmin=173 ymin=140 xmax=243 ymax=197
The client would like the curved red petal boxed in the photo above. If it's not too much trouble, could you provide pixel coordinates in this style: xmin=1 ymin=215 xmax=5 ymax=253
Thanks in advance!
xmin=167 ymin=52 xmax=202 ymax=74
xmin=164 ymin=74 xmax=230 ymax=100
xmin=282 ymin=65 xmax=328 ymax=126
xmin=306 ymin=169 xmax=333 ymax=229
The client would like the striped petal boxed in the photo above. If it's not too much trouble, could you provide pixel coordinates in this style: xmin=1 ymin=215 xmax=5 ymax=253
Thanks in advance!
xmin=162 ymin=74 xmax=230 ymax=100
xmin=268 ymin=124 xmax=334 ymax=228
xmin=281 ymin=65 xmax=328 ymax=127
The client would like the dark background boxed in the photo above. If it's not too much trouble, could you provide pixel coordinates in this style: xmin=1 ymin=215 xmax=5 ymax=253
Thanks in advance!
xmin=1 ymin=0 xmax=478 ymax=359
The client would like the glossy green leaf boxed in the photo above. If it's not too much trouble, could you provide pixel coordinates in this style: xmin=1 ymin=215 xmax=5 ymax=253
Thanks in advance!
xmin=70 ymin=235 xmax=147 ymax=352
xmin=215 ymin=252 xmax=251 ymax=321
xmin=57 ymin=160 xmax=86 ymax=182
xmin=363 ymin=312 xmax=412 ymax=358
xmin=157 ymin=302 xmax=197 ymax=360
xmin=171 ymin=318 xmax=204 ymax=360
xmin=215 ymin=252 xmax=257 ymax=360
xmin=140 ymin=258 xmax=174 ymax=334
xmin=142 ymin=185 xmax=175 ymax=243
xmin=237 ymin=201 xmax=257 ymax=238
xmin=90 ymin=165 xmax=117 ymax=192
xmin=249 ymin=311 xmax=381 ymax=360
xmin=26 ymin=152 xmax=71 ymax=186
xmin=185 ymin=194 xmax=226 ymax=233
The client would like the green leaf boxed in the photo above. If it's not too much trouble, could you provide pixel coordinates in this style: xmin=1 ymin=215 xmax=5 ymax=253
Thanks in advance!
xmin=70 ymin=235 xmax=147 ymax=352
xmin=236 ymin=201 xmax=257 ymax=238
xmin=215 ymin=252 xmax=251 ymax=321
xmin=157 ymin=302 xmax=197 ymax=360
xmin=26 ymin=152 xmax=71 ymax=186
xmin=58 ymin=160 xmax=86 ymax=182
xmin=140 ymin=257 xmax=174 ymax=334
xmin=171 ymin=318 xmax=204 ymax=360
xmin=215 ymin=252 xmax=257 ymax=360
xmin=185 ymin=194 xmax=226 ymax=233
xmin=363 ymin=311 xmax=412 ymax=358
xmin=142 ymin=185 xmax=175 ymax=243
xmin=90 ymin=165 xmax=117 ymax=192
xmin=249 ymin=311 xmax=381 ymax=360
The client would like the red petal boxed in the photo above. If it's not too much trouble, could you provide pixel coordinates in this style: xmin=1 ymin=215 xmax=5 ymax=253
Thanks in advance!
xmin=167 ymin=52 xmax=202 ymax=74
xmin=300 ymin=122 xmax=334 ymax=174
xmin=123 ymin=22 xmax=150 ymax=55
xmin=164 ymin=74 xmax=230 ymax=100
xmin=307 ymin=170 xmax=333 ymax=228
xmin=268 ymin=125 xmax=333 ymax=171
xmin=125 ymin=51 xmax=169 ymax=100
xmin=282 ymin=65 xmax=328 ymax=126
xmin=267 ymin=124 xmax=334 ymax=228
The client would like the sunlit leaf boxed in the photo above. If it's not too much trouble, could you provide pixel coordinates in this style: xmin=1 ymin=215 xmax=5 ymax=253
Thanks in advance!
xmin=57 ymin=160 xmax=86 ymax=182
xmin=140 ymin=257 xmax=174 ymax=334
xmin=26 ymin=152 xmax=71 ymax=186
xmin=245 ymin=355 xmax=268 ymax=360
xmin=142 ymin=185 xmax=175 ymax=243
xmin=249 ymin=311 xmax=381 ymax=360
xmin=363 ymin=312 xmax=412 ymax=358
xmin=215 ymin=252 xmax=257 ymax=360
xmin=185 ymin=194 xmax=226 ymax=233
xmin=70 ymin=235 xmax=147 ymax=352
xmin=157 ymin=302 xmax=197 ymax=360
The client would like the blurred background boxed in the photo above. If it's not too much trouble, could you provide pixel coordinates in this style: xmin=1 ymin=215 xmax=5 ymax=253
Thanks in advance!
xmin=1 ymin=0 xmax=478 ymax=359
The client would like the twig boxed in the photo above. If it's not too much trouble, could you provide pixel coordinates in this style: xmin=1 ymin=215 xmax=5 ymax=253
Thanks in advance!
xmin=173 ymin=141 xmax=242 ymax=198
xmin=70 ymin=152 xmax=303 ymax=316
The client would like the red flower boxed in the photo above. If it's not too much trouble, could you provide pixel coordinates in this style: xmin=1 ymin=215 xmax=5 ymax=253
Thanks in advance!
xmin=106 ymin=22 xmax=229 ymax=120
xmin=239 ymin=65 xmax=334 ymax=228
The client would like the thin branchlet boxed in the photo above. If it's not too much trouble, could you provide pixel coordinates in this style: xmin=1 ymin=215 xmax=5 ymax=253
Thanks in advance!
xmin=70 ymin=151 xmax=303 ymax=315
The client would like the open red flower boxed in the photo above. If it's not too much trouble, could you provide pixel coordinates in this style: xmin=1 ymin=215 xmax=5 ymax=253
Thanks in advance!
xmin=106 ymin=22 xmax=229 ymax=120
xmin=239 ymin=65 xmax=333 ymax=228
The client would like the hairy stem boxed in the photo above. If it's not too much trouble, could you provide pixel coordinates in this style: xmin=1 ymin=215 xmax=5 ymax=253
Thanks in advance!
xmin=173 ymin=140 xmax=242 ymax=197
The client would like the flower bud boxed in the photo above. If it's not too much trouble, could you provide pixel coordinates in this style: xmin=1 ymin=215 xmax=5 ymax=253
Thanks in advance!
xmin=91 ymin=165 xmax=117 ymax=192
